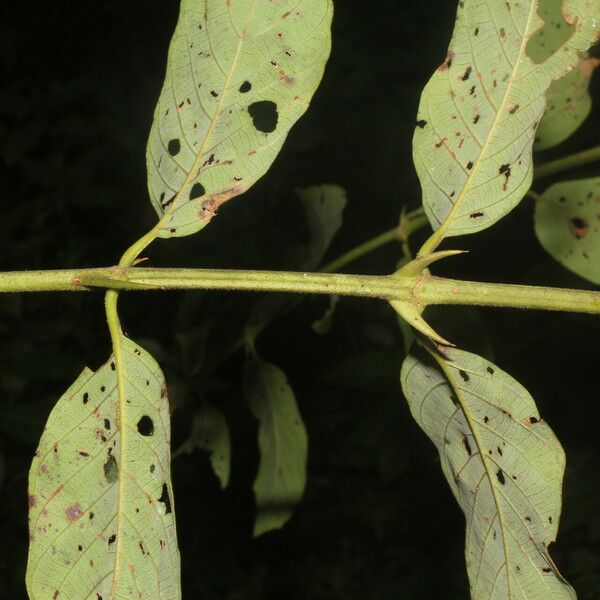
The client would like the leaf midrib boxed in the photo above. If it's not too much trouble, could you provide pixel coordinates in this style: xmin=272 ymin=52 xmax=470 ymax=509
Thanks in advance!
xmin=161 ymin=0 xmax=260 ymax=226
xmin=432 ymin=352 xmax=514 ymax=598
xmin=425 ymin=2 xmax=538 ymax=248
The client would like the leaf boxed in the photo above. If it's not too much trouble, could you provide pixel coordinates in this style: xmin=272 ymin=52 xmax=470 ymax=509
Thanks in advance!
xmin=297 ymin=184 xmax=347 ymax=268
xmin=147 ymin=0 xmax=333 ymax=238
xmin=27 ymin=338 xmax=181 ymax=599
xmin=413 ymin=0 xmax=600 ymax=240
xmin=311 ymin=294 xmax=339 ymax=334
xmin=246 ymin=183 xmax=346 ymax=334
xmin=534 ymin=177 xmax=600 ymax=285
xmin=401 ymin=344 xmax=574 ymax=600
xmin=528 ymin=0 xmax=599 ymax=150
xmin=173 ymin=403 xmax=231 ymax=489
xmin=243 ymin=359 xmax=308 ymax=537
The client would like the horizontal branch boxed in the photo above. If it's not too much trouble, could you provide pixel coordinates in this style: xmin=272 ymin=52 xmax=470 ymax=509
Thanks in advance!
xmin=0 ymin=267 xmax=599 ymax=315
xmin=419 ymin=276 xmax=600 ymax=314
xmin=0 ymin=267 xmax=414 ymax=301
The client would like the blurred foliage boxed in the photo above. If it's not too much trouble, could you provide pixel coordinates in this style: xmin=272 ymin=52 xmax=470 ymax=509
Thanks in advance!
xmin=1 ymin=0 xmax=599 ymax=598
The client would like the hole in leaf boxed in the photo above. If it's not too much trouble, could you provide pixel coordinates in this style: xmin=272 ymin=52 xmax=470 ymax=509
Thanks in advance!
xmin=189 ymin=182 xmax=206 ymax=200
xmin=137 ymin=415 xmax=154 ymax=436
xmin=248 ymin=101 xmax=279 ymax=133
xmin=168 ymin=139 xmax=181 ymax=156
xmin=158 ymin=483 xmax=172 ymax=514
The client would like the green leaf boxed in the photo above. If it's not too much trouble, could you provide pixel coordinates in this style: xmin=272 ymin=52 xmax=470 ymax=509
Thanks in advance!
xmin=528 ymin=0 xmax=599 ymax=150
xmin=311 ymin=294 xmax=339 ymax=334
xmin=147 ymin=0 xmax=333 ymax=238
xmin=297 ymin=184 xmax=347 ymax=268
xmin=401 ymin=344 xmax=574 ymax=600
xmin=534 ymin=177 xmax=600 ymax=285
xmin=174 ymin=403 xmax=231 ymax=489
xmin=243 ymin=359 xmax=308 ymax=537
xmin=245 ymin=183 xmax=346 ymax=336
xmin=27 ymin=338 xmax=181 ymax=599
xmin=413 ymin=0 xmax=600 ymax=240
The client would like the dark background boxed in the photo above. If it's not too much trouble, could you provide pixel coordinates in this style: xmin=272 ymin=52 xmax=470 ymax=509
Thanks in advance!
xmin=1 ymin=1 xmax=599 ymax=598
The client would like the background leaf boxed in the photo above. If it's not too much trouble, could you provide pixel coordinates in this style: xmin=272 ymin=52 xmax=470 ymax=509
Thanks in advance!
xmin=246 ymin=183 xmax=346 ymax=334
xmin=297 ymin=184 xmax=347 ymax=268
xmin=174 ymin=402 xmax=231 ymax=489
xmin=27 ymin=339 xmax=180 ymax=599
xmin=413 ymin=0 xmax=600 ymax=239
xmin=401 ymin=344 xmax=574 ymax=600
xmin=534 ymin=177 xmax=600 ymax=285
xmin=243 ymin=359 xmax=308 ymax=537
xmin=529 ymin=0 xmax=599 ymax=150
xmin=147 ymin=0 xmax=333 ymax=238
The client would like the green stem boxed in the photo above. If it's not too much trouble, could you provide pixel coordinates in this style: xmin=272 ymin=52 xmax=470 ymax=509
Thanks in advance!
xmin=418 ymin=276 xmax=600 ymax=314
xmin=526 ymin=189 xmax=544 ymax=203
xmin=535 ymin=146 xmax=600 ymax=181
xmin=321 ymin=229 xmax=400 ymax=273
xmin=320 ymin=207 xmax=428 ymax=273
xmin=1 ymin=267 xmax=599 ymax=315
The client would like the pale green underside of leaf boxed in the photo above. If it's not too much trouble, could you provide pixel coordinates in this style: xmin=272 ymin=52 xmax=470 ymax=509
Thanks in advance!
xmin=401 ymin=345 xmax=574 ymax=600
xmin=174 ymin=403 xmax=231 ymax=488
xmin=413 ymin=0 xmax=600 ymax=239
xmin=534 ymin=177 xmax=600 ymax=285
xmin=529 ymin=0 xmax=599 ymax=150
xmin=147 ymin=0 xmax=333 ymax=238
xmin=243 ymin=359 xmax=308 ymax=537
xmin=27 ymin=338 xmax=180 ymax=600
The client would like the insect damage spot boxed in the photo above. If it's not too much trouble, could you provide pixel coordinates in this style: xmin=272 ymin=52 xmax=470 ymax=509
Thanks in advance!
xmin=66 ymin=503 xmax=83 ymax=522
xmin=103 ymin=454 xmax=118 ymax=484
xmin=496 ymin=469 xmax=506 ymax=485
xmin=82 ymin=392 xmax=89 ymax=404
xmin=167 ymin=139 xmax=181 ymax=156
xmin=239 ymin=80 xmax=252 ymax=93
xmin=438 ymin=50 xmax=455 ymax=72
xmin=461 ymin=66 xmax=473 ymax=81
xmin=462 ymin=435 xmax=473 ymax=456
xmin=108 ymin=534 xmax=116 ymax=546
xmin=416 ymin=119 xmax=428 ymax=128
xmin=158 ymin=483 xmax=172 ymax=514
xmin=189 ymin=182 xmax=206 ymax=200
xmin=499 ymin=163 xmax=512 ymax=190
xmin=459 ymin=369 xmax=470 ymax=382
xmin=569 ymin=216 xmax=589 ymax=239
xmin=137 ymin=415 xmax=154 ymax=437
xmin=248 ymin=101 xmax=279 ymax=133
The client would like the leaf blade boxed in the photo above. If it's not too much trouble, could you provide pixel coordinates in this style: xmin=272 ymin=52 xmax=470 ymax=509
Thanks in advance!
xmin=147 ymin=0 xmax=333 ymax=238
xmin=534 ymin=177 xmax=600 ymax=285
xmin=27 ymin=338 xmax=180 ymax=599
xmin=244 ymin=359 xmax=308 ymax=537
xmin=401 ymin=344 xmax=575 ymax=600
xmin=529 ymin=0 xmax=599 ymax=150
xmin=174 ymin=403 xmax=231 ymax=489
xmin=414 ymin=0 xmax=600 ymax=243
